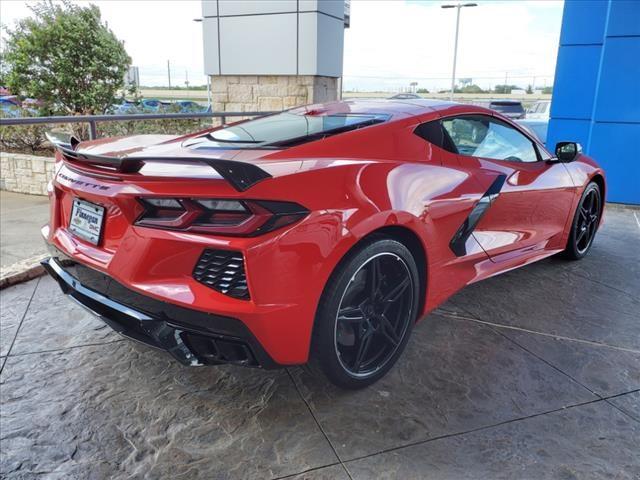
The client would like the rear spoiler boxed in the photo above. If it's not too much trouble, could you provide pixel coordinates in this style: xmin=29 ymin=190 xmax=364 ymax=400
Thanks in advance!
xmin=45 ymin=132 xmax=272 ymax=192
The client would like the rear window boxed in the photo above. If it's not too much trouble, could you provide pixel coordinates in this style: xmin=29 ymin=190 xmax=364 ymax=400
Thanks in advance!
xmin=192 ymin=112 xmax=388 ymax=149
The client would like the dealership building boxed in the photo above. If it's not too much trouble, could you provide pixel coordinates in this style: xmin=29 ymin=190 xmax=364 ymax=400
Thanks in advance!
xmin=200 ymin=0 xmax=346 ymax=112
xmin=201 ymin=0 xmax=639 ymax=205
xmin=548 ymin=0 xmax=639 ymax=205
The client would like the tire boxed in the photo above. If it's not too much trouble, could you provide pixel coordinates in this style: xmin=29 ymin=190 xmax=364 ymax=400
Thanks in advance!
xmin=562 ymin=182 xmax=602 ymax=260
xmin=310 ymin=236 xmax=421 ymax=389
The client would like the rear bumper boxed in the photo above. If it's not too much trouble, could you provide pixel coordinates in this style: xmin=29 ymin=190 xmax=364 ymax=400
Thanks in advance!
xmin=44 ymin=165 xmax=355 ymax=365
xmin=42 ymin=254 xmax=280 ymax=369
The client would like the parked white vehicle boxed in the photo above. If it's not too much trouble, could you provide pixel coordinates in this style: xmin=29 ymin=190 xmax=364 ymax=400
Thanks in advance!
xmin=526 ymin=100 xmax=551 ymax=120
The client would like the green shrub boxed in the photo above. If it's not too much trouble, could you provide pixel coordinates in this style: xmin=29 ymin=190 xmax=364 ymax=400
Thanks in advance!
xmin=98 ymin=108 xmax=214 ymax=138
xmin=0 ymin=124 xmax=50 ymax=155
xmin=0 ymin=116 xmax=215 ymax=156
xmin=2 ymin=1 xmax=131 ymax=116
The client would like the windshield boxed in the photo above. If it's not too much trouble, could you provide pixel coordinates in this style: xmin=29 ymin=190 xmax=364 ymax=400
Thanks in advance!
xmin=196 ymin=112 xmax=388 ymax=149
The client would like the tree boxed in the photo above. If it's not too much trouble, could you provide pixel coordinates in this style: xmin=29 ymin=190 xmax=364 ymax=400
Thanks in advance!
xmin=459 ymin=84 xmax=485 ymax=94
xmin=2 ymin=1 xmax=131 ymax=115
xmin=526 ymin=84 xmax=534 ymax=94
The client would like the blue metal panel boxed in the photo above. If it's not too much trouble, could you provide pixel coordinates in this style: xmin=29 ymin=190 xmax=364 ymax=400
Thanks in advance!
xmin=546 ymin=119 xmax=592 ymax=155
xmin=549 ymin=0 xmax=640 ymax=204
xmin=594 ymin=37 xmax=640 ymax=123
xmin=607 ymin=0 xmax=640 ymax=36
xmin=550 ymin=45 xmax=602 ymax=120
xmin=589 ymin=123 xmax=640 ymax=204
xmin=559 ymin=0 xmax=608 ymax=45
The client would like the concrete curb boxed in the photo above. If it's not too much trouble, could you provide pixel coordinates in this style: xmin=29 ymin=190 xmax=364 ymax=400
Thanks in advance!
xmin=606 ymin=202 xmax=640 ymax=211
xmin=0 ymin=254 xmax=48 ymax=290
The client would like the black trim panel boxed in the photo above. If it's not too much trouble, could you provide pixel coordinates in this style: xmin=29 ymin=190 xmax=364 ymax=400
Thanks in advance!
xmin=450 ymin=174 xmax=506 ymax=256
xmin=47 ymin=134 xmax=272 ymax=191
xmin=42 ymin=249 xmax=279 ymax=369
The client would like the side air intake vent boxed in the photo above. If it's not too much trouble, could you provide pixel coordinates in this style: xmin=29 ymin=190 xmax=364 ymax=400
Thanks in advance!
xmin=193 ymin=249 xmax=249 ymax=300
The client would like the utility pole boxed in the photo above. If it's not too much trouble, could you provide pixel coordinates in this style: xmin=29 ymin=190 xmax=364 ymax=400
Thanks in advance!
xmin=167 ymin=60 xmax=172 ymax=89
xmin=442 ymin=3 xmax=477 ymax=101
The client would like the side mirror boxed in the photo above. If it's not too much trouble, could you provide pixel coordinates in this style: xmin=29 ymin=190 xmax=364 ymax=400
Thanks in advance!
xmin=555 ymin=141 xmax=582 ymax=162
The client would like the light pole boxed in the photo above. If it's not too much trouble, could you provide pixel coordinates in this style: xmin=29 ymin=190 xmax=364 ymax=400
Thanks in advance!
xmin=441 ymin=3 xmax=477 ymax=101
xmin=193 ymin=17 xmax=212 ymax=109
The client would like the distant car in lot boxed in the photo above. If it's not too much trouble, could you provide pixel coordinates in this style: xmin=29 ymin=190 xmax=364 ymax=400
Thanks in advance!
xmin=43 ymin=99 xmax=605 ymax=389
xmin=108 ymin=99 xmax=209 ymax=115
xmin=175 ymin=100 xmax=210 ymax=113
xmin=140 ymin=98 xmax=172 ymax=112
xmin=485 ymin=100 xmax=526 ymax=119
xmin=0 ymin=96 xmax=24 ymax=117
xmin=516 ymin=119 xmax=548 ymax=145
xmin=0 ymin=95 xmax=21 ymax=106
xmin=0 ymin=104 xmax=21 ymax=118
xmin=21 ymin=98 xmax=43 ymax=115
xmin=526 ymin=100 xmax=551 ymax=120
xmin=0 ymin=95 xmax=43 ymax=117
xmin=388 ymin=93 xmax=421 ymax=100
xmin=107 ymin=100 xmax=140 ymax=115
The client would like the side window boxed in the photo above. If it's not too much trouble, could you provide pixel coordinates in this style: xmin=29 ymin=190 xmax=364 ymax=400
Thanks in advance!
xmin=414 ymin=120 xmax=457 ymax=152
xmin=414 ymin=121 xmax=444 ymax=148
xmin=441 ymin=115 xmax=539 ymax=163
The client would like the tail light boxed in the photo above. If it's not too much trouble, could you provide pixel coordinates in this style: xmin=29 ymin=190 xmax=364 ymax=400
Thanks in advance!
xmin=135 ymin=198 xmax=308 ymax=236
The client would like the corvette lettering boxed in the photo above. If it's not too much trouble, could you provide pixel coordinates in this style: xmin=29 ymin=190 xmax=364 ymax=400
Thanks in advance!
xmin=57 ymin=172 xmax=110 ymax=190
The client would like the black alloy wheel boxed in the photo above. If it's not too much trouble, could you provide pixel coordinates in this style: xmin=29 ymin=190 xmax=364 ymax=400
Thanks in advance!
xmin=563 ymin=182 xmax=602 ymax=260
xmin=311 ymin=237 xmax=420 ymax=389
xmin=575 ymin=186 xmax=601 ymax=254
xmin=334 ymin=252 xmax=414 ymax=377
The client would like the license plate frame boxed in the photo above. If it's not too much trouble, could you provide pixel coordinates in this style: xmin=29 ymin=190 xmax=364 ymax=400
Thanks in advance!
xmin=69 ymin=198 xmax=105 ymax=245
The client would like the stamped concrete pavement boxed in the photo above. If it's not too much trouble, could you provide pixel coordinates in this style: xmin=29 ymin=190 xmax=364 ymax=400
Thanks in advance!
xmin=1 ymin=207 xmax=638 ymax=479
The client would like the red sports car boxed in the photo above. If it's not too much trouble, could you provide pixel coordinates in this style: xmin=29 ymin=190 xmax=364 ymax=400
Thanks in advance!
xmin=43 ymin=99 xmax=605 ymax=388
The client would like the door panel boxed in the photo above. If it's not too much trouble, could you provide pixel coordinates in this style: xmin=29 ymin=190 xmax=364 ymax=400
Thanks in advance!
xmin=440 ymin=114 xmax=577 ymax=261
xmin=470 ymin=158 xmax=575 ymax=260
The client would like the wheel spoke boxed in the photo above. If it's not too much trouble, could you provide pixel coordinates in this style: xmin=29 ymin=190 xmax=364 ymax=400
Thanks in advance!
xmin=369 ymin=257 xmax=383 ymax=297
xmin=586 ymin=192 xmax=595 ymax=212
xmin=381 ymin=277 xmax=410 ymax=312
xmin=352 ymin=331 xmax=373 ymax=372
xmin=579 ymin=208 xmax=588 ymax=222
xmin=576 ymin=228 xmax=587 ymax=245
xmin=379 ymin=314 xmax=400 ymax=346
xmin=338 ymin=306 xmax=365 ymax=324
xmin=586 ymin=221 xmax=595 ymax=242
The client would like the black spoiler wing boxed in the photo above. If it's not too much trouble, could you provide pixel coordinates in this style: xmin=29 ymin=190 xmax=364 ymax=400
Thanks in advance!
xmin=45 ymin=132 xmax=272 ymax=192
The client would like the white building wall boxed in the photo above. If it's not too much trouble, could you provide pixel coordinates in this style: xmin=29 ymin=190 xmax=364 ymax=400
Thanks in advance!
xmin=201 ymin=0 xmax=345 ymax=78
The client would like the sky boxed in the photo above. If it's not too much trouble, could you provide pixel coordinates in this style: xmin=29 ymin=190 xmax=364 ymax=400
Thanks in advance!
xmin=0 ymin=0 xmax=564 ymax=91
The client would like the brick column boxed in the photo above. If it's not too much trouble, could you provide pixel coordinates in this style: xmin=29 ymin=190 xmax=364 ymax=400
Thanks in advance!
xmin=211 ymin=75 xmax=338 ymax=113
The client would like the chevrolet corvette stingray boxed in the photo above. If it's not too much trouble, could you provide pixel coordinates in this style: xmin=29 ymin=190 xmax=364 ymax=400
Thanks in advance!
xmin=42 ymin=99 xmax=605 ymax=388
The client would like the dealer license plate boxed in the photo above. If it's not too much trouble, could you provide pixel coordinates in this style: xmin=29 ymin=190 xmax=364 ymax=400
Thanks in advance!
xmin=69 ymin=198 xmax=105 ymax=245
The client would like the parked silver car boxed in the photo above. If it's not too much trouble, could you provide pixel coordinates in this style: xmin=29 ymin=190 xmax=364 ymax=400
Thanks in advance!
xmin=526 ymin=100 xmax=551 ymax=120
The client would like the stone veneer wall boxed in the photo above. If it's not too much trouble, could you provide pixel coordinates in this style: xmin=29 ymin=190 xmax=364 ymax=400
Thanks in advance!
xmin=1 ymin=152 xmax=55 ymax=196
xmin=211 ymin=75 xmax=339 ymax=113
